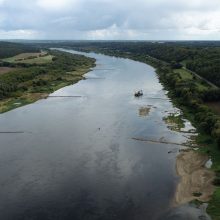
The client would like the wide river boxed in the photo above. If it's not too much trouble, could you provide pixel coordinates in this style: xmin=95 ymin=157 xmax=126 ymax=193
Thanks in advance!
xmin=0 ymin=50 xmax=210 ymax=220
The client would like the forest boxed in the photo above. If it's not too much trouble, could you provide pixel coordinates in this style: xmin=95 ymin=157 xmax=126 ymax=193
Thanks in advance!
xmin=0 ymin=41 xmax=39 ymax=59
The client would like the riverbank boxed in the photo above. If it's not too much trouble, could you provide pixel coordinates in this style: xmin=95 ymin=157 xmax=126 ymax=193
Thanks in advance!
xmin=138 ymin=57 xmax=220 ymax=219
xmin=0 ymin=50 xmax=95 ymax=113
xmin=159 ymin=76 xmax=220 ymax=219
xmin=175 ymin=150 xmax=215 ymax=205
xmin=67 ymin=47 xmax=220 ymax=219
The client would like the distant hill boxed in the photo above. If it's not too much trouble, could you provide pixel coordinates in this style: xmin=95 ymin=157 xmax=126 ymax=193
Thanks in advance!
xmin=0 ymin=41 xmax=39 ymax=59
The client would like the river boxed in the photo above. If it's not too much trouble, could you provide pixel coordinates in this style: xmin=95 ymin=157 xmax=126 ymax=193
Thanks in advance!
xmin=0 ymin=50 xmax=210 ymax=220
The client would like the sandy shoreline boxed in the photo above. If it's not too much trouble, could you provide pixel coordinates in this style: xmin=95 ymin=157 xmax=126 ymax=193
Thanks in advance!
xmin=174 ymin=150 xmax=215 ymax=206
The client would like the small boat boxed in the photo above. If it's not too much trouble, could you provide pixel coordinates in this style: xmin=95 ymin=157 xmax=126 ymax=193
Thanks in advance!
xmin=134 ymin=90 xmax=143 ymax=97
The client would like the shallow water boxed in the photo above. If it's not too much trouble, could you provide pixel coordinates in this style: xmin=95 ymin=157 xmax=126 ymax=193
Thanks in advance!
xmin=0 ymin=50 xmax=210 ymax=220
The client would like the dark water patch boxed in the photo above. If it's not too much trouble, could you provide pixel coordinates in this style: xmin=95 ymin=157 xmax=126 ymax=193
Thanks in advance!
xmin=132 ymin=137 xmax=192 ymax=147
xmin=0 ymin=131 xmax=25 ymax=134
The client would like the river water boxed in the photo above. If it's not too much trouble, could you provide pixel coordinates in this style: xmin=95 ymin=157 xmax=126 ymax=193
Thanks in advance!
xmin=0 ymin=50 xmax=210 ymax=220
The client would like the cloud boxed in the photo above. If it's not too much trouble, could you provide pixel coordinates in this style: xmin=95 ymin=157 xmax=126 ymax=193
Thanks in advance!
xmin=36 ymin=0 xmax=77 ymax=11
xmin=86 ymin=24 xmax=149 ymax=40
xmin=0 ymin=29 xmax=39 ymax=39
xmin=0 ymin=0 xmax=220 ymax=40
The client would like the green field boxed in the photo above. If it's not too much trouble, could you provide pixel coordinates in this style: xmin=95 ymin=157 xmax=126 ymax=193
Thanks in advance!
xmin=3 ymin=52 xmax=53 ymax=64
xmin=174 ymin=68 xmax=210 ymax=91
xmin=174 ymin=68 xmax=193 ymax=80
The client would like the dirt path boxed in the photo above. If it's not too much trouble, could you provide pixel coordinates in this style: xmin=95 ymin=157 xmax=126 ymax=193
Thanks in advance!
xmin=0 ymin=67 xmax=14 ymax=75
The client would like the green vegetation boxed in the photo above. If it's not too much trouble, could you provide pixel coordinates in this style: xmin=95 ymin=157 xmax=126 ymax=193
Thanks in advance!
xmin=163 ymin=114 xmax=185 ymax=132
xmin=173 ymin=68 xmax=193 ymax=80
xmin=186 ymin=49 xmax=220 ymax=87
xmin=207 ymin=189 xmax=220 ymax=219
xmin=192 ymin=192 xmax=203 ymax=197
xmin=3 ymin=53 xmax=54 ymax=64
xmin=190 ymin=199 xmax=204 ymax=207
xmin=0 ymin=41 xmax=38 ymax=59
xmin=0 ymin=44 xmax=95 ymax=113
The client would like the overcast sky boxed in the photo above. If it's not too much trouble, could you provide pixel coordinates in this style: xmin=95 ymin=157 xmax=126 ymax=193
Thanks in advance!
xmin=0 ymin=0 xmax=220 ymax=40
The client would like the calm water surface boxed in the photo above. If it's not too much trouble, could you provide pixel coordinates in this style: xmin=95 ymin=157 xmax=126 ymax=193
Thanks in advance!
xmin=0 ymin=50 xmax=210 ymax=220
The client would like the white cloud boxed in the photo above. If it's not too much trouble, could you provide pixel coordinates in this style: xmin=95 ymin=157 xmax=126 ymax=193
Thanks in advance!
xmin=0 ymin=0 xmax=220 ymax=39
xmin=0 ymin=29 xmax=40 ymax=39
xmin=86 ymin=24 xmax=149 ymax=40
xmin=167 ymin=11 xmax=220 ymax=34
xmin=36 ymin=0 xmax=78 ymax=11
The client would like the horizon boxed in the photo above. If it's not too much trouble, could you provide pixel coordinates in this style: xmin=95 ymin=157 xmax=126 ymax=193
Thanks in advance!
xmin=2 ymin=39 xmax=220 ymax=42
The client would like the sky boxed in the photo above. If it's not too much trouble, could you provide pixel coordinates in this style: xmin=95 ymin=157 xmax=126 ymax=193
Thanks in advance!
xmin=0 ymin=0 xmax=220 ymax=40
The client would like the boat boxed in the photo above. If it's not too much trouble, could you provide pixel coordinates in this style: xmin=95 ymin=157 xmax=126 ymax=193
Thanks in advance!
xmin=134 ymin=90 xmax=143 ymax=97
